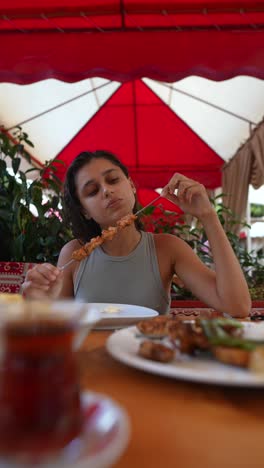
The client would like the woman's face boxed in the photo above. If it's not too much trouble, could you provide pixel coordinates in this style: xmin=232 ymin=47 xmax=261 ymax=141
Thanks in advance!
xmin=75 ymin=158 xmax=136 ymax=228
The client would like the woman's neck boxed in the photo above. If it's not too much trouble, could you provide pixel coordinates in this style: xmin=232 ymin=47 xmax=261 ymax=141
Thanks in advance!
xmin=100 ymin=225 xmax=141 ymax=256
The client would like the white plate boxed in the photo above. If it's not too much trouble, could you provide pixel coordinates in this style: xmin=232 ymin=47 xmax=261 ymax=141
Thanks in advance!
xmin=0 ymin=391 xmax=130 ymax=468
xmin=106 ymin=323 xmax=264 ymax=387
xmin=74 ymin=305 xmax=102 ymax=348
xmin=80 ymin=303 xmax=158 ymax=329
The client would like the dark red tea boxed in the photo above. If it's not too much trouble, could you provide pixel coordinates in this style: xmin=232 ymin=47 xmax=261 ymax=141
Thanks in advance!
xmin=0 ymin=318 xmax=82 ymax=455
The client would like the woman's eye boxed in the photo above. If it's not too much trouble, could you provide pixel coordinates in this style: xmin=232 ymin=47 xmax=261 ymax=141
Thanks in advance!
xmin=86 ymin=188 xmax=98 ymax=197
xmin=108 ymin=177 xmax=119 ymax=184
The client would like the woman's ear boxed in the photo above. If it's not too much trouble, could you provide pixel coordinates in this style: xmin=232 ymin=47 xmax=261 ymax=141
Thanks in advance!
xmin=129 ymin=177 xmax=137 ymax=194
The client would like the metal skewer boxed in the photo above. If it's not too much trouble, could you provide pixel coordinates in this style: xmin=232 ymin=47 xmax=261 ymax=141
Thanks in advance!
xmin=135 ymin=195 xmax=162 ymax=216
xmin=59 ymin=258 xmax=76 ymax=271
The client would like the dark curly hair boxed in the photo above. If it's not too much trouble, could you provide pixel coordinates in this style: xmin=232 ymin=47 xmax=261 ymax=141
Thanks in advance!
xmin=63 ymin=150 xmax=143 ymax=243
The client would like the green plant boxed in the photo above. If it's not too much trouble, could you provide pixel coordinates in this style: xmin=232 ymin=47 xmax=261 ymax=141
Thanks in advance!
xmin=251 ymin=203 xmax=264 ymax=218
xmin=0 ymin=127 xmax=73 ymax=263
xmin=141 ymin=197 xmax=264 ymax=300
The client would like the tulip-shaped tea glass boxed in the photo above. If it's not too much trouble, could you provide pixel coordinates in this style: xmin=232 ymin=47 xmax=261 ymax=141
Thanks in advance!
xmin=0 ymin=300 xmax=100 ymax=463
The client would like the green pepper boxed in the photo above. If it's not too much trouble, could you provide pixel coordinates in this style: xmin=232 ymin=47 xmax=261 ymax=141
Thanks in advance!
xmin=200 ymin=318 xmax=264 ymax=351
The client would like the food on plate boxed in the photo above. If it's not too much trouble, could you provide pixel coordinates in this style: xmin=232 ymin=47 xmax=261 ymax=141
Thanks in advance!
xmin=103 ymin=305 xmax=122 ymax=314
xmin=212 ymin=346 xmax=250 ymax=368
xmin=168 ymin=320 xmax=210 ymax=354
xmin=137 ymin=315 xmax=177 ymax=338
xmin=136 ymin=316 xmax=264 ymax=372
xmin=0 ymin=293 xmax=23 ymax=304
xmin=249 ymin=347 xmax=264 ymax=373
xmin=138 ymin=340 xmax=175 ymax=363
xmin=72 ymin=214 xmax=137 ymax=261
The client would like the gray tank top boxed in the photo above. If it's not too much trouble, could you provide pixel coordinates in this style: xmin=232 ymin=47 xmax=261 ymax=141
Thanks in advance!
xmin=74 ymin=231 xmax=170 ymax=314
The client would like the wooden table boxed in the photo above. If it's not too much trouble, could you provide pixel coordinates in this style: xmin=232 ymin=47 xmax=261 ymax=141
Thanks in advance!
xmin=78 ymin=330 xmax=264 ymax=468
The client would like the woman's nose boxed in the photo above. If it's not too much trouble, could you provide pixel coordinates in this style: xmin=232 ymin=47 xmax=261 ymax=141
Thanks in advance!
xmin=102 ymin=185 xmax=113 ymax=197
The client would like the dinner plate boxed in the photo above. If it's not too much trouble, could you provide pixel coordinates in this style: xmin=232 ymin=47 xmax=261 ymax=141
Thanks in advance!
xmin=80 ymin=303 xmax=158 ymax=329
xmin=106 ymin=323 xmax=264 ymax=387
xmin=0 ymin=391 xmax=130 ymax=468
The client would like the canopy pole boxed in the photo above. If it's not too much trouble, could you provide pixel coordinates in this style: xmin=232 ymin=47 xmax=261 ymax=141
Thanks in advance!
xmin=7 ymin=81 xmax=113 ymax=131
xmin=160 ymin=82 xmax=257 ymax=125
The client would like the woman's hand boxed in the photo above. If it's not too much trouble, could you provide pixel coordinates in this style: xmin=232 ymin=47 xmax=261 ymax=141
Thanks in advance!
xmin=161 ymin=173 xmax=213 ymax=220
xmin=22 ymin=263 xmax=64 ymax=300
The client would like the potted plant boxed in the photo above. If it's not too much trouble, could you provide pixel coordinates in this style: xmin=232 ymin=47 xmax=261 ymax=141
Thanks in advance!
xmin=0 ymin=127 xmax=72 ymax=263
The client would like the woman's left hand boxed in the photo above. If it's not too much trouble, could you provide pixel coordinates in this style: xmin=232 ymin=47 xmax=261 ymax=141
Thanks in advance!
xmin=161 ymin=173 xmax=214 ymax=220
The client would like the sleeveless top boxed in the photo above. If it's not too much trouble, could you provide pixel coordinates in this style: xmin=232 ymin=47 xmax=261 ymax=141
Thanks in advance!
xmin=74 ymin=231 xmax=170 ymax=314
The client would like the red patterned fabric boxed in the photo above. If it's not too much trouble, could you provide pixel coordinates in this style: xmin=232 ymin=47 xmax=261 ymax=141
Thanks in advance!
xmin=170 ymin=307 xmax=264 ymax=320
xmin=170 ymin=308 xmax=223 ymax=321
xmin=0 ymin=262 xmax=35 ymax=294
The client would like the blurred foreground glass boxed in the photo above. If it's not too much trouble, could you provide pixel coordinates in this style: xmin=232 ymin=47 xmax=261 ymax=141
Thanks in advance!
xmin=0 ymin=300 xmax=97 ymax=459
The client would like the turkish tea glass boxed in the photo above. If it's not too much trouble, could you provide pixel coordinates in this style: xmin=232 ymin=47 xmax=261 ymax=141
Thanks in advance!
xmin=0 ymin=300 xmax=88 ymax=459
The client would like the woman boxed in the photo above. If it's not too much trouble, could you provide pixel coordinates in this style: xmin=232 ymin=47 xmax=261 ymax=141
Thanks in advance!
xmin=22 ymin=150 xmax=250 ymax=317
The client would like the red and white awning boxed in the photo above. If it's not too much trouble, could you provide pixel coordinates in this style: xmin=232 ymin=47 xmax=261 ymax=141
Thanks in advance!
xmin=0 ymin=1 xmax=264 ymax=83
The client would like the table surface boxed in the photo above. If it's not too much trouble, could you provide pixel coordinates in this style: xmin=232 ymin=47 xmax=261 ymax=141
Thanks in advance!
xmin=78 ymin=329 xmax=264 ymax=468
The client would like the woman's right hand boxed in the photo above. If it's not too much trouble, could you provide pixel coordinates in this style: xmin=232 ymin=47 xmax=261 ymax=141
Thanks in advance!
xmin=22 ymin=263 xmax=64 ymax=299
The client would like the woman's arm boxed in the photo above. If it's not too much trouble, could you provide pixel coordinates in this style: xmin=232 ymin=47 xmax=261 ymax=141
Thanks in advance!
xmin=197 ymin=210 xmax=251 ymax=317
xmin=161 ymin=174 xmax=251 ymax=318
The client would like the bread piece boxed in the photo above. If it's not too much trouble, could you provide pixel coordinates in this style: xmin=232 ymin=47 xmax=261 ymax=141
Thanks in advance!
xmin=212 ymin=346 xmax=250 ymax=368
xmin=138 ymin=340 xmax=175 ymax=363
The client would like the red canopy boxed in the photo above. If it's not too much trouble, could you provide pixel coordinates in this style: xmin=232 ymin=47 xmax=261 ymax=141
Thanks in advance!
xmin=53 ymin=80 xmax=224 ymax=188
xmin=1 ymin=1 xmax=264 ymax=84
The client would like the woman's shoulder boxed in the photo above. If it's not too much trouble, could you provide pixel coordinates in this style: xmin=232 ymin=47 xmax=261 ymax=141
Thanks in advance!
xmin=152 ymin=232 xmax=187 ymax=255
xmin=61 ymin=238 xmax=83 ymax=255
xmin=153 ymin=232 xmax=181 ymax=245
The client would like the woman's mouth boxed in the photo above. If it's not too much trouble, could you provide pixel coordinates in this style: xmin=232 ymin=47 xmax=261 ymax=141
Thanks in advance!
xmin=107 ymin=198 xmax=122 ymax=209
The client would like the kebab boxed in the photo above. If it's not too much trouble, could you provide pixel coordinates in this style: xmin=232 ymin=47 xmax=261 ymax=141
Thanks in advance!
xmin=71 ymin=214 xmax=137 ymax=261
xmin=60 ymin=194 xmax=162 ymax=270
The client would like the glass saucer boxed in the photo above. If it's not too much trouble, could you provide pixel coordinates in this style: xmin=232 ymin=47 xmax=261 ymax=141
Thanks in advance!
xmin=0 ymin=391 xmax=130 ymax=468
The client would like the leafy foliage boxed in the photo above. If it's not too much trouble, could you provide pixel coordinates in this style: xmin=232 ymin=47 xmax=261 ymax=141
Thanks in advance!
xmin=0 ymin=127 xmax=73 ymax=263
xmin=251 ymin=203 xmax=264 ymax=218
xmin=141 ymin=204 xmax=182 ymax=234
